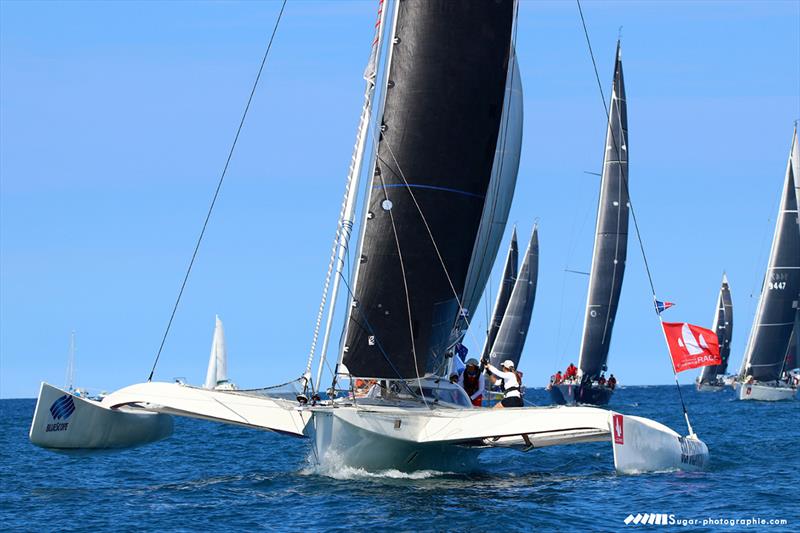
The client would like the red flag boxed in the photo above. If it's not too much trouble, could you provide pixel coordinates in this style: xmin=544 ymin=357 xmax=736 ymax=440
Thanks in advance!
xmin=661 ymin=322 xmax=721 ymax=373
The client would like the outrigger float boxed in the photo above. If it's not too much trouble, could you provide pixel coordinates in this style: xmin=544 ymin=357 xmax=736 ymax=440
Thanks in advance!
xmin=32 ymin=379 xmax=708 ymax=474
xmin=31 ymin=0 xmax=709 ymax=474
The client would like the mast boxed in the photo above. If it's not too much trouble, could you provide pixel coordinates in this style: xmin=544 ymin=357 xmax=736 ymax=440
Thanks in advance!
xmin=577 ymin=41 xmax=629 ymax=381
xmin=65 ymin=331 xmax=76 ymax=392
xmin=488 ymin=225 xmax=539 ymax=369
xmin=699 ymin=273 xmax=733 ymax=383
xmin=340 ymin=0 xmax=516 ymax=379
xmin=739 ymin=129 xmax=800 ymax=382
xmin=307 ymin=0 xmax=391 ymax=393
xmin=481 ymin=228 xmax=519 ymax=360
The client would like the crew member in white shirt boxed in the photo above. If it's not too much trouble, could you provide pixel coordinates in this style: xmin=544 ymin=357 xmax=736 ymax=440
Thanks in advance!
xmin=484 ymin=359 xmax=522 ymax=408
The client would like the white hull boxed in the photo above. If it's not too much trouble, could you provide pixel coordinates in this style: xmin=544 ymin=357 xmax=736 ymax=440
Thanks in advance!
xmin=30 ymin=382 xmax=173 ymax=450
xmin=735 ymin=382 xmax=797 ymax=401
xmin=306 ymin=402 xmax=707 ymax=474
xmin=31 ymin=381 xmax=708 ymax=474
xmin=309 ymin=407 xmax=481 ymax=472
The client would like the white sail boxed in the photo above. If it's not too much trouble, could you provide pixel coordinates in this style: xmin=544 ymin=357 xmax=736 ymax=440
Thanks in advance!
xmin=204 ymin=315 xmax=230 ymax=390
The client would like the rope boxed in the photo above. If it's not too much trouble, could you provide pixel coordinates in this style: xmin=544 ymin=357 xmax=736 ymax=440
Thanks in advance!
xmin=376 ymin=172 xmax=430 ymax=407
xmin=335 ymin=271 xmax=427 ymax=402
xmin=379 ymin=145 xmax=484 ymax=352
xmin=576 ymin=0 xmax=694 ymax=435
xmin=147 ymin=0 xmax=288 ymax=382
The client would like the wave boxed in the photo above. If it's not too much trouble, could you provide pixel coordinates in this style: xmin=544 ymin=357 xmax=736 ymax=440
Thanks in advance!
xmin=300 ymin=450 xmax=455 ymax=480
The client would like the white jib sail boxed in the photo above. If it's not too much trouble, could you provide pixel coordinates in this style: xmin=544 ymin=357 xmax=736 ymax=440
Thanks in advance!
xmin=204 ymin=315 xmax=228 ymax=389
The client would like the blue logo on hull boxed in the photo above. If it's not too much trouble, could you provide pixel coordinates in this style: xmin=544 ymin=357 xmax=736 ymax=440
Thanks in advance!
xmin=49 ymin=394 xmax=76 ymax=420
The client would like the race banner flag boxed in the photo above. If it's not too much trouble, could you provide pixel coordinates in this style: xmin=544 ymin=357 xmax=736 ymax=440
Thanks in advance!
xmin=654 ymin=300 xmax=675 ymax=314
xmin=662 ymin=322 xmax=721 ymax=372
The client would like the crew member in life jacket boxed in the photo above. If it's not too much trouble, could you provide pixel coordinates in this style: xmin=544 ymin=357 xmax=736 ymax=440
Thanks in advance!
xmin=564 ymin=363 xmax=578 ymax=382
xmin=484 ymin=359 xmax=523 ymax=408
xmin=458 ymin=358 xmax=485 ymax=407
xmin=607 ymin=374 xmax=617 ymax=390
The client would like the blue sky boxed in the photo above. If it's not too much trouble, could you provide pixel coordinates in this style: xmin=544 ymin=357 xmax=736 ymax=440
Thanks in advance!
xmin=1 ymin=1 xmax=798 ymax=398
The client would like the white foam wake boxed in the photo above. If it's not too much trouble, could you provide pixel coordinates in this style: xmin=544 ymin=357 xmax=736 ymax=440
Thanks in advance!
xmin=300 ymin=450 xmax=452 ymax=480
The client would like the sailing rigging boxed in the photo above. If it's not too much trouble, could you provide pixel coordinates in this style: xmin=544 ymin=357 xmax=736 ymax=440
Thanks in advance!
xmin=488 ymin=226 xmax=539 ymax=370
xmin=204 ymin=316 xmax=236 ymax=391
xmin=736 ymin=128 xmax=800 ymax=401
xmin=28 ymin=0 xmax=710 ymax=475
xmin=697 ymin=274 xmax=734 ymax=390
xmin=481 ymin=228 xmax=519 ymax=362
xmin=550 ymin=41 xmax=628 ymax=406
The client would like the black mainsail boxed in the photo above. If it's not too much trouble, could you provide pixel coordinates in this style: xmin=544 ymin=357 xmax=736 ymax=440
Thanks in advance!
xmin=577 ymin=42 xmax=629 ymax=381
xmin=698 ymin=274 xmax=733 ymax=384
xmin=739 ymin=130 xmax=800 ymax=382
xmin=342 ymin=0 xmax=516 ymax=379
xmin=481 ymin=228 xmax=519 ymax=361
xmin=489 ymin=226 xmax=539 ymax=369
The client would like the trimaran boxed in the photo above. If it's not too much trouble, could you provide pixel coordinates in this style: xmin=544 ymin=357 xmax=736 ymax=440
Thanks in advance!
xmin=30 ymin=0 xmax=709 ymax=473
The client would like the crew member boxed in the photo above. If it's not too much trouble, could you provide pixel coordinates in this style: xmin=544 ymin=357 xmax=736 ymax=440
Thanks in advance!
xmin=598 ymin=373 xmax=606 ymax=386
xmin=458 ymin=358 xmax=485 ymax=407
xmin=565 ymin=363 xmax=578 ymax=381
xmin=484 ymin=359 xmax=522 ymax=408
xmin=607 ymin=374 xmax=617 ymax=390
xmin=554 ymin=370 xmax=563 ymax=384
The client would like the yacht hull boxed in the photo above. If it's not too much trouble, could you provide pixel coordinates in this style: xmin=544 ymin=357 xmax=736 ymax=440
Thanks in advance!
xmin=696 ymin=382 xmax=725 ymax=392
xmin=305 ymin=403 xmax=706 ymax=475
xmin=548 ymin=383 xmax=613 ymax=406
xmin=29 ymin=382 xmax=173 ymax=450
xmin=735 ymin=382 xmax=797 ymax=401
xmin=309 ymin=408 xmax=481 ymax=473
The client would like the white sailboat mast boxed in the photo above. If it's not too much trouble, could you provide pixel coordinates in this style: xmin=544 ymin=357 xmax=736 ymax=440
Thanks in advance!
xmin=65 ymin=330 xmax=76 ymax=392
xmin=311 ymin=0 xmax=397 ymax=392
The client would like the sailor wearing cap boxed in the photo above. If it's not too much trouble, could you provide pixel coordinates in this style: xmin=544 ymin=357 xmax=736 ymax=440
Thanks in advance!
xmin=457 ymin=358 xmax=486 ymax=407
xmin=484 ymin=359 xmax=523 ymax=408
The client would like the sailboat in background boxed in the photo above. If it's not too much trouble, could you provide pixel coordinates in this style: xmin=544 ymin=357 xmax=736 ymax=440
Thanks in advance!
xmin=481 ymin=228 xmax=519 ymax=362
xmin=29 ymin=1 xmax=708 ymax=474
xmin=550 ymin=42 xmax=628 ymax=406
xmin=204 ymin=316 xmax=236 ymax=391
xmin=486 ymin=225 xmax=539 ymax=370
xmin=696 ymin=274 xmax=733 ymax=391
xmin=30 ymin=331 xmax=173 ymax=449
xmin=736 ymin=128 xmax=800 ymax=401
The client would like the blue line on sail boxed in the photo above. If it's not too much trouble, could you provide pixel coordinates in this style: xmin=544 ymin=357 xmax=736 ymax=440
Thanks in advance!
xmin=374 ymin=183 xmax=485 ymax=199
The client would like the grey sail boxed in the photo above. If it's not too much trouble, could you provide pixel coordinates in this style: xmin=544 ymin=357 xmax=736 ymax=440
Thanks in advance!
xmin=739 ymin=129 xmax=800 ymax=382
xmin=481 ymin=228 xmax=519 ymax=360
xmin=489 ymin=226 xmax=539 ymax=369
xmin=699 ymin=274 xmax=733 ymax=383
xmin=341 ymin=0 xmax=516 ymax=379
xmin=577 ymin=42 xmax=629 ymax=380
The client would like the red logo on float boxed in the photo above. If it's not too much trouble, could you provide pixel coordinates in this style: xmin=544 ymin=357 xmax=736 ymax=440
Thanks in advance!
xmin=613 ymin=414 xmax=624 ymax=444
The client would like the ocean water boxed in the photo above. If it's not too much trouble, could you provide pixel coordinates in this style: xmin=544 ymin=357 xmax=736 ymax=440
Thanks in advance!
xmin=1 ymin=386 xmax=797 ymax=532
